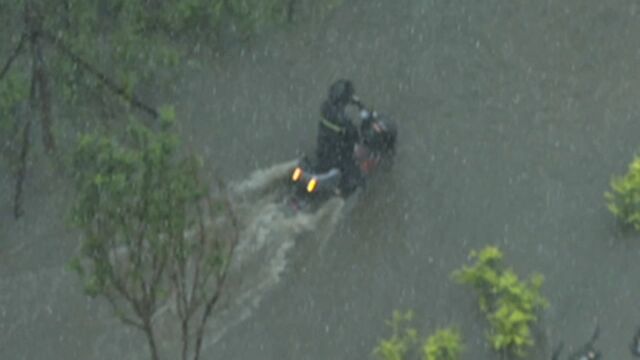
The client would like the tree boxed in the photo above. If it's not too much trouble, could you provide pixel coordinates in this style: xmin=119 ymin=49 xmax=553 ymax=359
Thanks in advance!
xmin=1 ymin=0 xmax=167 ymax=217
xmin=1 ymin=0 xmax=340 ymax=217
xmin=69 ymin=114 xmax=239 ymax=360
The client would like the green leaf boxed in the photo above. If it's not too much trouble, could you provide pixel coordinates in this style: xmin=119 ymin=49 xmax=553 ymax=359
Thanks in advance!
xmin=423 ymin=327 xmax=464 ymax=360
xmin=605 ymin=155 xmax=640 ymax=231
xmin=159 ymin=104 xmax=176 ymax=126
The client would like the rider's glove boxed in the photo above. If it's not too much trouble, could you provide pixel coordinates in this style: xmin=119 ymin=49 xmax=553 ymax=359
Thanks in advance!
xmin=351 ymin=95 xmax=364 ymax=109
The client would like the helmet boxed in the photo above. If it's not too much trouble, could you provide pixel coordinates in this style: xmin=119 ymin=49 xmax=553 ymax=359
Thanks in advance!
xmin=328 ymin=79 xmax=355 ymax=106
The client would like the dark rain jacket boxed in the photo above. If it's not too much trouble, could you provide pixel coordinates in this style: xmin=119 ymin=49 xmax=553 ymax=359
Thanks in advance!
xmin=315 ymin=99 xmax=359 ymax=174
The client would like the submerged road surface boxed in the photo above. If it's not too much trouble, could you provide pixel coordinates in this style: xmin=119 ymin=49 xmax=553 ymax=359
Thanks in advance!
xmin=184 ymin=1 xmax=640 ymax=359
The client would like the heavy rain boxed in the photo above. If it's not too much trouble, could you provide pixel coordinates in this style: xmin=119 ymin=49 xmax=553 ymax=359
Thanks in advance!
xmin=1 ymin=0 xmax=640 ymax=359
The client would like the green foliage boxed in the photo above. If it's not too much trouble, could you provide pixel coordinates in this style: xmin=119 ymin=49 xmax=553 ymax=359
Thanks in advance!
xmin=422 ymin=328 xmax=463 ymax=360
xmin=373 ymin=311 xmax=465 ymax=360
xmin=70 ymin=118 xmax=201 ymax=298
xmin=487 ymin=270 xmax=546 ymax=357
xmin=224 ymin=0 xmax=292 ymax=34
xmin=43 ymin=0 xmax=185 ymax=117
xmin=452 ymin=246 xmax=547 ymax=358
xmin=1 ymin=0 xmax=341 ymax=146
xmin=605 ymin=155 xmax=640 ymax=230
xmin=69 ymin=117 xmax=237 ymax=360
xmin=158 ymin=104 xmax=176 ymax=123
xmin=0 ymin=70 xmax=29 ymax=164
xmin=487 ymin=302 xmax=534 ymax=357
xmin=70 ymin=118 xmax=199 ymax=306
xmin=373 ymin=310 xmax=418 ymax=360
xmin=0 ymin=71 xmax=28 ymax=121
xmin=451 ymin=246 xmax=503 ymax=312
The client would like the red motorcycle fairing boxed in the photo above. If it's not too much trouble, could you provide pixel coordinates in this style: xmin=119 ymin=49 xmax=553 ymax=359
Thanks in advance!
xmin=354 ymin=144 xmax=379 ymax=175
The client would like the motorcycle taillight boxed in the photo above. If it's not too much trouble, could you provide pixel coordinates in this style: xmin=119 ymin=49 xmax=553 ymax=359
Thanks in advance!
xmin=291 ymin=167 xmax=303 ymax=181
xmin=306 ymin=178 xmax=318 ymax=193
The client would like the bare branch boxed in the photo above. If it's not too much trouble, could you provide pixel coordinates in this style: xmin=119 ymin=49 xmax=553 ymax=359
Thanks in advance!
xmin=39 ymin=30 xmax=159 ymax=119
xmin=12 ymin=38 xmax=39 ymax=219
xmin=94 ymin=218 xmax=147 ymax=323
xmin=193 ymin=183 xmax=240 ymax=360
xmin=104 ymin=291 xmax=144 ymax=331
xmin=177 ymin=257 xmax=189 ymax=318
xmin=142 ymin=319 xmax=160 ymax=360
xmin=33 ymin=37 xmax=55 ymax=152
xmin=187 ymin=197 xmax=207 ymax=311
xmin=0 ymin=32 xmax=26 ymax=82
xmin=181 ymin=317 xmax=190 ymax=360
xmin=13 ymin=120 xmax=31 ymax=219
xmin=287 ymin=0 xmax=296 ymax=22
xmin=217 ymin=178 xmax=241 ymax=244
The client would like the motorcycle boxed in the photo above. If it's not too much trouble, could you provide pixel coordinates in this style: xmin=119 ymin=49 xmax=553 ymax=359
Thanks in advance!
xmin=286 ymin=104 xmax=397 ymax=212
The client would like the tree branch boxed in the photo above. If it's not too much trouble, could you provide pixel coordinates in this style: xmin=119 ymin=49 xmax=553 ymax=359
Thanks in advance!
xmin=142 ymin=317 xmax=161 ymax=360
xmin=12 ymin=31 xmax=39 ymax=219
xmin=95 ymin=219 xmax=146 ymax=324
xmin=33 ymin=35 xmax=55 ymax=153
xmin=286 ymin=0 xmax=297 ymax=22
xmin=175 ymin=243 xmax=189 ymax=317
xmin=13 ymin=120 xmax=31 ymax=218
xmin=0 ymin=32 xmax=26 ymax=82
xmin=192 ymin=184 xmax=240 ymax=360
xmin=39 ymin=31 xmax=159 ymax=119
xmin=188 ymin=197 xmax=207 ymax=312
xmin=104 ymin=291 xmax=145 ymax=331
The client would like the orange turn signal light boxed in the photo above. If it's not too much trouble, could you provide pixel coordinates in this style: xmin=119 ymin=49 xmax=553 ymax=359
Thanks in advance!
xmin=306 ymin=178 xmax=317 ymax=193
xmin=292 ymin=167 xmax=303 ymax=181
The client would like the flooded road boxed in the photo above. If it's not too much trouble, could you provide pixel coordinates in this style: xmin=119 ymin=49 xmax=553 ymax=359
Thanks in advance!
xmin=2 ymin=0 xmax=640 ymax=359
xmin=187 ymin=1 xmax=640 ymax=358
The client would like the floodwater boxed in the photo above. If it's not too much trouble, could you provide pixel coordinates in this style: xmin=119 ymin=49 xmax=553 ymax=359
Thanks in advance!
xmin=2 ymin=0 xmax=640 ymax=359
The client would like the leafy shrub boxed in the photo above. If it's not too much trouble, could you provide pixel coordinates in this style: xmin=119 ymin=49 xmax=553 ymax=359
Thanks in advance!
xmin=452 ymin=246 xmax=547 ymax=358
xmin=605 ymin=155 xmax=640 ymax=230
xmin=373 ymin=310 xmax=418 ymax=360
xmin=422 ymin=328 xmax=463 ymax=360
xmin=451 ymin=246 xmax=503 ymax=312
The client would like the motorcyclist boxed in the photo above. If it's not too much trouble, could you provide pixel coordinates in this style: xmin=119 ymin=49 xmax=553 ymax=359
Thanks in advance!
xmin=315 ymin=79 xmax=363 ymax=194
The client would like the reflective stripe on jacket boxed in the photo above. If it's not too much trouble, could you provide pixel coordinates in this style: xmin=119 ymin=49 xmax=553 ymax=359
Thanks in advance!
xmin=320 ymin=118 xmax=346 ymax=134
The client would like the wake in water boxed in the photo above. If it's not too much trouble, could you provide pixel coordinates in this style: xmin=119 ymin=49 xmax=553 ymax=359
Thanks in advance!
xmin=201 ymin=159 xmax=346 ymax=350
xmin=95 ymin=160 xmax=350 ymax=359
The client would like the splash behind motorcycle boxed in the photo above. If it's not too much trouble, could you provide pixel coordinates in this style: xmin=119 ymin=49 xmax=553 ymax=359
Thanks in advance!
xmin=286 ymin=103 xmax=397 ymax=212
